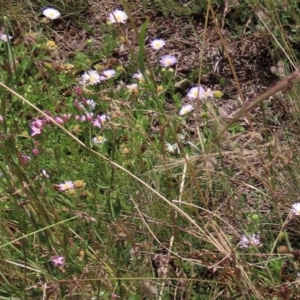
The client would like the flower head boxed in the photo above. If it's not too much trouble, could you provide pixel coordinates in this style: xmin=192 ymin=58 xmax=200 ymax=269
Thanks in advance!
xmin=51 ymin=256 xmax=65 ymax=267
xmin=46 ymin=40 xmax=57 ymax=50
xmin=43 ymin=8 xmax=61 ymax=20
xmin=53 ymin=116 xmax=64 ymax=125
xmin=0 ymin=34 xmax=12 ymax=42
xmin=150 ymin=39 xmax=165 ymax=50
xmin=81 ymin=70 xmax=102 ymax=85
xmin=159 ymin=55 xmax=177 ymax=68
xmin=102 ymin=69 xmax=116 ymax=79
xmin=21 ymin=155 xmax=31 ymax=165
xmin=92 ymin=114 xmax=110 ymax=128
xmin=61 ymin=113 xmax=72 ymax=122
xmin=179 ymin=104 xmax=194 ymax=116
xmin=187 ymin=86 xmax=205 ymax=100
xmin=238 ymin=234 xmax=262 ymax=248
xmin=30 ymin=119 xmax=46 ymax=136
xmin=92 ymin=135 xmax=107 ymax=144
xmin=57 ymin=181 xmax=74 ymax=192
xmin=73 ymin=180 xmax=86 ymax=189
xmin=78 ymin=113 xmax=94 ymax=122
xmin=126 ymin=83 xmax=138 ymax=90
xmin=165 ymin=142 xmax=180 ymax=154
xmin=32 ymin=148 xmax=39 ymax=155
xmin=187 ymin=86 xmax=213 ymax=100
xmin=108 ymin=9 xmax=128 ymax=23
xmin=79 ymin=99 xmax=96 ymax=112
xmin=291 ymin=202 xmax=300 ymax=215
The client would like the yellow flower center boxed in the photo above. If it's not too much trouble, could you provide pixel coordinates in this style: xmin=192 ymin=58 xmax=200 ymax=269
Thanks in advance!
xmin=63 ymin=182 xmax=73 ymax=190
xmin=90 ymin=75 xmax=98 ymax=83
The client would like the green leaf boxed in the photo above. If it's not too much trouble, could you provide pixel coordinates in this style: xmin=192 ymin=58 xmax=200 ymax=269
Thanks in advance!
xmin=138 ymin=19 xmax=149 ymax=75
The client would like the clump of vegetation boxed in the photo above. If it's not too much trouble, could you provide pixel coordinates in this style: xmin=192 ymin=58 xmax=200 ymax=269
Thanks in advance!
xmin=1 ymin=0 xmax=300 ymax=299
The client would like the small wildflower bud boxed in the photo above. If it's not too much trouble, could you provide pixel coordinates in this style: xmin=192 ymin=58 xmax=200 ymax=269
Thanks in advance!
xmin=200 ymin=112 xmax=210 ymax=119
xmin=119 ymin=36 xmax=126 ymax=43
xmin=32 ymin=148 xmax=39 ymax=155
xmin=116 ymin=65 xmax=125 ymax=73
xmin=62 ymin=114 xmax=71 ymax=122
xmin=156 ymin=85 xmax=164 ymax=93
xmin=74 ymin=86 xmax=83 ymax=96
xmin=277 ymin=245 xmax=289 ymax=254
xmin=255 ymin=25 xmax=267 ymax=34
xmin=121 ymin=146 xmax=131 ymax=155
xmin=54 ymin=116 xmax=64 ymax=124
xmin=20 ymin=155 xmax=31 ymax=165
xmin=167 ymin=68 xmax=174 ymax=73
xmin=46 ymin=40 xmax=57 ymax=49
xmin=18 ymin=79 xmax=25 ymax=86
xmin=72 ymin=125 xmax=81 ymax=134
xmin=251 ymin=214 xmax=259 ymax=221
xmin=161 ymin=67 xmax=166 ymax=73
xmin=73 ymin=180 xmax=86 ymax=189
xmin=86 ymin=39 xmax=93 ymax=46
xmin=64 ymin=63 xmax=74 ymax=71
xmin=213 ymin=90 xmax=224 ymax=99
xmin=78 ymin=250 xmax=85 ymax=261
xmin=67 ymin=188 xmax=76 ymax=195
xmin=278 ymin=232 xmax=285 ymax=241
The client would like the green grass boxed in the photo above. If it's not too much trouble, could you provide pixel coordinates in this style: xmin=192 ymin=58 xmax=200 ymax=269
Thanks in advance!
xmin=1 ymin=0 xmax=300 ymax=299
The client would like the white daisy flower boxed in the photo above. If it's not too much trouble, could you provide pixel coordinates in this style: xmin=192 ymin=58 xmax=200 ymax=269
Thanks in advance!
xmin=126 ymin=83 xmax=138 ymax=90
xmin=291 ymin=202 xmax=300 ymax=215
xmin=102 ymin=69 xmax=116 ymax=79
xmin=0 ymin=34 xmax=12 ymax=42
xmin=150 ymin=39 xmax=165 ymax=50
xmin=165 ymin=142 xmax=180 ymax=154
xmin=57 ymin=181 xmax=74 ymax=191
xmin=187 ymin=86 xmax=206 ymax=100
xmin=92 ymin=135 xmax=107 ymax=144
xmin=42 ymin=8 xmax=61 ymax=20
xmin=81 ymin=70 xmax=102 ymax=85
xmin=238 ymin=234 xmax=262 ymax=248
xmin=179 ymin=104 xmax=194 ymax=116
xmin=159 ymin=55 xmax=177 ymax=68
xmin=108 ymin=9 xmax=128 ymax=24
